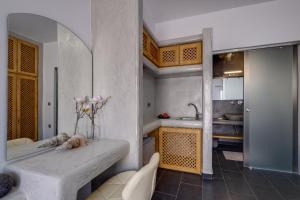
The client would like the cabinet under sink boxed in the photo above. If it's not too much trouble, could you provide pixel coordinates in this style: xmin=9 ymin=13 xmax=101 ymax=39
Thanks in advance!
xmin=148 ymin=126 xmax=203 ymax=174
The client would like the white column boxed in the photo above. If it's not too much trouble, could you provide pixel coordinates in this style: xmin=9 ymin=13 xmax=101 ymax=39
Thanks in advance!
xmin=202 ymin=28 xmax=213 ymax=175
xmin=91 ymin=0 xmax=142 ymax=170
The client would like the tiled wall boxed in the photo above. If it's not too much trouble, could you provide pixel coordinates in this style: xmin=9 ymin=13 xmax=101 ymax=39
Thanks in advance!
xmin=213 ymin=100 xmax=243 ymax=117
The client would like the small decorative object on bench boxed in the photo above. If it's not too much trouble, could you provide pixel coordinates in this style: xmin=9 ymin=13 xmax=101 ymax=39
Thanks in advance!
xmin=74 ymin=95 xmax=111 ymax=139
xmin=86 ymin=96 xmax=111 ymax=139
xmin=0 ymin=174 xmax=14 ymax=198
xmin=74 ymin=96 xmax=90 ymax=135
xmin=38 ymin=133 xmax=70 ymax=148
xmin=56 ymin=135 xmax=87 ymax=151
xmin=158 ymin=112 xmax=170 ymax=119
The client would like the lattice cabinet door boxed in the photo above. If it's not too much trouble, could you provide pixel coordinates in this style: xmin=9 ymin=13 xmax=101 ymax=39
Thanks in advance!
xmin=149 ymin=37 xmax=160 ymax=66
xmin=179 ymin=42 xmax=202 ymax=65
xmin=17 ymin=75 xmax=38 ymax=141
xmin=8 ymin=37 xmax=18 ymax=72
xmin=159 ymin=45 xmax=179 ymax=67
xmin=143 ymin=29 xmax=151 ymax=58
xmin=7 ymin=73 xmax=17 ymax=140
xmin=17 ymin=39 xmax=38 ymax=76
xmin=159 ymin=127 xmax=202 ymax=174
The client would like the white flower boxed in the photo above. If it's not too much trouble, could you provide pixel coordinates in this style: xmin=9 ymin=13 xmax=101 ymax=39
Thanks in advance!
xmin=75 ymin=96 xmax=89 ymax=104
xmin=82 ymin=103 xmax=92 ymax=113
xmin=88 ymin=96 xmax=100 ymax=104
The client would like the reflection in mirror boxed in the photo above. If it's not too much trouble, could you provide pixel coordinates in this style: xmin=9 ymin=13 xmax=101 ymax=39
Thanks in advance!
xmin=7 ymin=13 xmax=92 ymax=160
xmin=213 ymin=77 xmax=244 ymax=100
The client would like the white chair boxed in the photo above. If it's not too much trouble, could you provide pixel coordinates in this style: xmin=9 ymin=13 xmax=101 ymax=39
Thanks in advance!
xmin=87 ymin=153 xmax=160 ymax=200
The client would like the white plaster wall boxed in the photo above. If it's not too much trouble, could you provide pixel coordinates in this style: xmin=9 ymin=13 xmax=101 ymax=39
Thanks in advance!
xmin=42 ymin=42 xmax=58 ymax=139
xmin=143 ymin=71 xmax=156 ymax=123
xmin=154 ymin=0 xmax=300 ymax=51
xmin=156 ymin=76 xmax=202 ymax=118
xmin=57 ymin=24 xmax=92 ymax=137
xmin=0 ymin=0 xmax=91 ymax=170
xmin=92 ymin=0 xmax=142 ymax=170
xmin=143 ymin=3 xmax=156 ymax=34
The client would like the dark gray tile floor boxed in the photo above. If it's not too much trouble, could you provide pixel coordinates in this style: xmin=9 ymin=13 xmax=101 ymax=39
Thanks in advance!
xmin=152 ymin=148 xmax=300 ymax=200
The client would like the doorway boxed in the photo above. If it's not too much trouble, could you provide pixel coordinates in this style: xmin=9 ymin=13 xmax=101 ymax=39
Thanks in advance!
xmin=212 ymin=52 xmax=244 ymax=162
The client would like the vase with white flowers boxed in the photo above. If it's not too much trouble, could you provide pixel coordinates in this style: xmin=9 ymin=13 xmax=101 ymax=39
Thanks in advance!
xmin=74 ymin=96 xmax=90 ymax=135
xmin=74 ymin=95 xmax=111 ymax=139
xmin=86 ymin=96 xmax=111 ymax=139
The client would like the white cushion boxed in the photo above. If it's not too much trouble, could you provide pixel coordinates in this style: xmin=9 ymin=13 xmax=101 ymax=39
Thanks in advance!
xmin=86 ymin=171 xmax=136 ymax=200
xmin=7 ymin=138 xmax=33 ymax=148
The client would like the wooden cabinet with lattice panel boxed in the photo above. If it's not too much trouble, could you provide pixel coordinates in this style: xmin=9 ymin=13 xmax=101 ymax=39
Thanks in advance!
xmin=17 ymin=75 xmax=38 ymax=141
xmin=149 ymin=37 xmax=160 ymax=65
xmin=143 ymin=29 xmax=151 ymax=58
xmin=148 ymin=128 xmax=159 ymax=152
xmin=8 ymin=37 xmax=18 ymax=72
xmin=159 ymin=127 xmax=202 ymax=174
xmin=179 ymin=42 xmax=202 ymax=65
xmin=143 ymin=28 xmax=160 ymax=65
xmin=7 ymin=74 xmax=17 ymax=140
xmin=7 ymin=36 xmax=38 ymax=141
xmin=159 ymin=45 xmax=179 ymax=67
xmin=17 ymin=39 xmax=38 ymax=76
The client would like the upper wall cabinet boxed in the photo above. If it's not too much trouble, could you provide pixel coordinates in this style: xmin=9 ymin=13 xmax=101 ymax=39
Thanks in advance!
xmin=159 ymin=45 xmax=179 ymax=67
xmin=143 ymin=27 xmax=202 ymax=68
xmin=179 ymin=42 xmax=202 ymax=66
xmin=143 ymin=29 xmax=159 ymax=65
xmin=149 ymin=37 xmax=160 ymax=66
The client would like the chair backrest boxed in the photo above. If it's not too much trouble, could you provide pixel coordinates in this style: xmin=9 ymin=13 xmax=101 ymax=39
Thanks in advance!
xmin=122 ymin=153 xmax=160 ymax=200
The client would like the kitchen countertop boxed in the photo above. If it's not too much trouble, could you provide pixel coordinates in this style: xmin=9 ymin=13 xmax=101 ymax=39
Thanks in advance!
xmin=143 ymin=118 xmax=203 ymax=136
xmin=4 ymin=139 xmax=130 ymax=200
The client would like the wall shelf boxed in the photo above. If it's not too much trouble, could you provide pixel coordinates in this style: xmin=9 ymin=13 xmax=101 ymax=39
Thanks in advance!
xmin=143 ymin=56 xmax=202 ymax=78
xmin=213 ymin=134 xmax=243 ymax=140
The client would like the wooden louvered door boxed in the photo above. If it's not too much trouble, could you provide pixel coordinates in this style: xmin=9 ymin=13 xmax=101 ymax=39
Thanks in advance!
xmin=8 ymin=36 xmax=38 ymax=141
xmin=17 ymin=76 xmax=38 ymax=140
xmin=17 ymin=39 xmax=38 ymax=76
xmin=7 ymin=74 xmax=17 ymax=140
xmin=8 ymin=37 xmax=18 ymax=72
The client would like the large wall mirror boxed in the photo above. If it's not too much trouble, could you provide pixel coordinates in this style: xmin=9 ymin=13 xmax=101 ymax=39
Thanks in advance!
xmin=213 ymin=77 xmax=244 ymax=100
xmin=7 ymin=13 xmax=92 ymax=160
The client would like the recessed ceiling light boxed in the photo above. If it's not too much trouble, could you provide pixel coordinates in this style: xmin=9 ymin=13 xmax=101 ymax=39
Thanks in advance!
xmin=224 ymin=70 xmax=243 ymax=75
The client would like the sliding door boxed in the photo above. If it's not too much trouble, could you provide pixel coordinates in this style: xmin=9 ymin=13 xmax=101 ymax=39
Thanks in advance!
xmin=244 ymin=46 xmax=294 ymax=172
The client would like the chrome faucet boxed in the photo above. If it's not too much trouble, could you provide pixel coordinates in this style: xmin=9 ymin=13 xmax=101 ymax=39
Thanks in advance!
xmin=188 ymin=103 xmax=201 ymax=120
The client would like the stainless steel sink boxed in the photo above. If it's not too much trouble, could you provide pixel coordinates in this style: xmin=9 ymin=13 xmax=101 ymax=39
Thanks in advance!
xmin=176 ymin=117 xmax=201 ymax=121
xmin=214 ymin=117 xmax=226 ymax=121
xmin=224 ymin=113 xmax=243 ymax=121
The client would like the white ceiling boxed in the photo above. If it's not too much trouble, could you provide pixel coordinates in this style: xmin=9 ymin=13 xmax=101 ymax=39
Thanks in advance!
xmin=144 ymin=0 xmax=275 ymax=23
xmin=8 ymin=13 xmax=58 ymax=44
